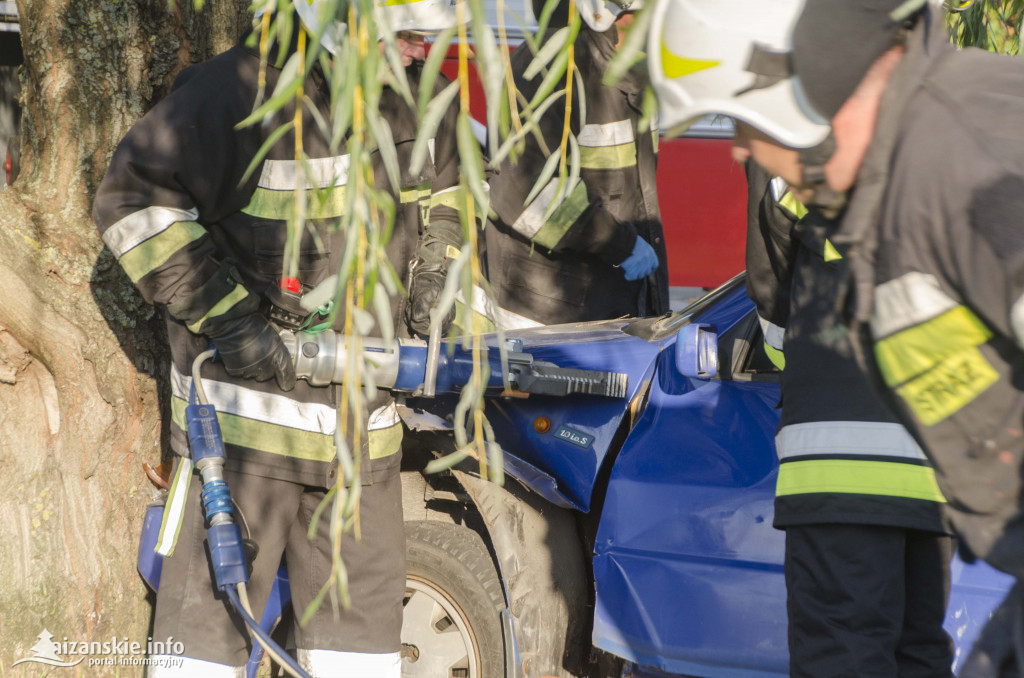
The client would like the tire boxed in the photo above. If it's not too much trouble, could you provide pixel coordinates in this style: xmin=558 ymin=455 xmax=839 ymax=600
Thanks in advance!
xmin=402 ymin=520 xmax=506 ymax=677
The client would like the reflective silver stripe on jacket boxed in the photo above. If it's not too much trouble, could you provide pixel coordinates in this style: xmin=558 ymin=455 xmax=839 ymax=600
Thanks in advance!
xmin=758 ymin=315 xmax=785 ymax=352
xmin=258 ymin=155 xmax=351 ymax=190
xmin=511 ymin=178 xmax=566 ymax=239
xmin=577 ymin=120 xmax=634 ymax=148
xmin=872 ymin=272 xmax=958 ymax=339
xmin=171 ymin=365 xmax=336 ymax=435
xmin=368 ymin=401 xmax=400 ymax=431
xmin=775 ymin=421 xmax=927 ymax=461
xmin=101 ymin=206 xmax=201 ymax=258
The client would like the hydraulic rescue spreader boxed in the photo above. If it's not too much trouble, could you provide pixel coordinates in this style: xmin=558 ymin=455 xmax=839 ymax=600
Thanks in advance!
xmin=279 ymin=330 xmax=630 ymax=398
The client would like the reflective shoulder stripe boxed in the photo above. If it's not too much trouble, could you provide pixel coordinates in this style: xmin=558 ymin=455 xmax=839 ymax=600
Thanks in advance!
xmin=823 ymin=238 xmax=842 ymax=262
xmin=769 ymin=177 xmax=789 ymax=202
xmin=258 ymin=156 xmax=351 ymax=190
xmin=776 ymin=458 xmax=945 ymax=502
xmin=758 ymin=315 xmax=785 ymax=351
xmin=873 ymin=272 xmax=959 ymax=339
xmin=186 ymin=284 xmax=251 ymax=333
xmin=171 ymin=364 xmax=337 ymax=435
xmin=102 ymin=206 xmax=200 ymax=258
xmin=775 ymin=421 xmax=927 ymax=461
xmin=763 ymin=341 xmax=786 ymax=371
xmin=118 ymin=221 xmax=207 ymax=283
xmin=155 ymin=457 xmax=193 ymax=557
xmin=577 ymin=120 xmax=635 ymax=148
xmin=778 ymin=189 xmax=808 ymax=221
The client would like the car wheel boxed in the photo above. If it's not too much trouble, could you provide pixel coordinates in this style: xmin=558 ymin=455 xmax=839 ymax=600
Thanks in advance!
xmin=402 ymin=520 xmax=506 ymax=677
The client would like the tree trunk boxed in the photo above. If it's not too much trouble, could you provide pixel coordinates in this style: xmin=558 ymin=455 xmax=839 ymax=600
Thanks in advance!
xmin=0 ymin=1 xmax=248 ymax=670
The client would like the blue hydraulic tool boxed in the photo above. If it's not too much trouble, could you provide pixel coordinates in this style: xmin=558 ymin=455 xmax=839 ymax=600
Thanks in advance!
xmin=185 ymin=349 xmax=313 ymax=678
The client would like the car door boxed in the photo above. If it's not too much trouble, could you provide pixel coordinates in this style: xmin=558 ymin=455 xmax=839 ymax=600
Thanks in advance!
xmin=591 ymin=289 xmax=791 ymax=677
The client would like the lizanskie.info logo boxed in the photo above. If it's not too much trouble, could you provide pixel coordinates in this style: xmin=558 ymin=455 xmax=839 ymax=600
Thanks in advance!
xmin=12 ymin=629 xmax=185 ymax=669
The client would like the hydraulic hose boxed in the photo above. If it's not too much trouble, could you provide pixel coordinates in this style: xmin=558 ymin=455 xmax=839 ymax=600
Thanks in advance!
xmin=190 ymin=351 xmax=313 ymax=678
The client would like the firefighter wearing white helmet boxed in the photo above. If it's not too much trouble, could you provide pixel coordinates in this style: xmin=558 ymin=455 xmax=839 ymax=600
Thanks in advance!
xmin=648 ymin=2 xmax=959 ymax=677
xmin=94 ymin=0 xmax=467 ymax=675
xmin=481 ymin=0 xmax=668 ymax=327
xmin=293 ymin=0 xmax=459 ymax=54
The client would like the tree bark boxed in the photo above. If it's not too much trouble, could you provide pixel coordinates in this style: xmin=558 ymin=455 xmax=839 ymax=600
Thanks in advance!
xmin=0 ymin=0 xmax=248 ymax=670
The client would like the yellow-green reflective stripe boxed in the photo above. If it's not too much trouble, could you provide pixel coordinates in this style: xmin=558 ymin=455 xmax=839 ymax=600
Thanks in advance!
xmin=369 ymin=422 xmax=403 ymax=460
xmin=186 ymin=284 xmax=251 ymax=333
xmin=824 ymin=239 xmax=842 ymax=262
xmin=430 ymin=186 xmax=465 ymax=210
xmin=874 ymin=305 xmax=993 ymax=387
xmin=171 ymin=397 xmax=337 ymax=462
xmin=401 ymin=184 xmax=431 ymax=204
xmin=119 ymin=221 xmax=207 ymax=282
xmin=531 ymin=182 xmax=590 ymax=250
xmin=894 ymin=346 xmax=998 ymax=426
xmin=776 ymin=459 xmax=945 ymax=502
xmin=155 ymin=457 xmax=194 ymax=557
xmin=241 ymin=186 xmax=348 ymax=220
xmin=579 ymin=143 xmax=637 ymax=170
xmin=764 ymin=341 xmax=786 ymax=370
xmin=778 ymin=190 xmax=808 ymax=220
xmin=660 ymin=38 xmax=720 ymax=79
xmin=454 ymin=298 xmax=496 ymax=335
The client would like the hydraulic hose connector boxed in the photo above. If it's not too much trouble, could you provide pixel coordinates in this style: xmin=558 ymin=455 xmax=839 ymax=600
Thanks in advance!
xmin=185 ymin=399 xmax=248 ymax=590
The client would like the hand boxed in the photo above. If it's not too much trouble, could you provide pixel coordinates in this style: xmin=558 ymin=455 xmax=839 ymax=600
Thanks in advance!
xmin=406 ymin=263 xmax=455 ymax=339
xmin=206 ymin=313 xmax=297 ymax=391
xmin=619 ymin=237 xmax=659 ymax=281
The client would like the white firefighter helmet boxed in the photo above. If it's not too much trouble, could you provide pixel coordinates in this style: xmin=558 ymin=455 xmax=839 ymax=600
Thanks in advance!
xmin=575 ymin=0 xmax=644 ymax=32
xmin=292 ymin=0 xmax=347 ymax=54
xmin=293 ymin=0 xmax=458 ymax=54
xmin=647 ymin=0 xmax=830 ymax=147
xmin=375 ymin=0 xmax=459 ymax=35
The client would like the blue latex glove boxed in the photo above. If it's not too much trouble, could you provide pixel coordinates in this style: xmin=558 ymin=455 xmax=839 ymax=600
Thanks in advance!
xmin=619 ymin=237 xmax=659 ymax=281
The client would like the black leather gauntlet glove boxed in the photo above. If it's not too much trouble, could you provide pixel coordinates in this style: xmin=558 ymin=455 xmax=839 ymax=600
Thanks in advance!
xmin=406 ymin=219 xmax=463 ymax=338
xmin=206 ymin=312 xmax=297 ymax=391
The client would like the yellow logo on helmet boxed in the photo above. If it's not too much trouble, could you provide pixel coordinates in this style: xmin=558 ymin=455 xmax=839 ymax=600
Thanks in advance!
xmin=660 ymin=36 xmax=720 ymax=79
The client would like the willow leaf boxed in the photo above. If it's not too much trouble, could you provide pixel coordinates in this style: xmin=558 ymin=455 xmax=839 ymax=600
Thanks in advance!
xmin=603 ymin=3 xmax=654 ymax=87
xmin=418 ymin=27 xmax=458 ymax=117
xmin=456 ymin=114 xmax=489 ymax=212
xmin=235 ymin=51 xmax=303 ymax=129
xmin=490 ymin=90 xmax=565 ymax=166
xmin=523 ymin=26 xmax=570 ymax=80
xmin=238 ymin=120 xmax=295 ymax=186
xmin=525 ymin=148 xmax=561 ymax=206
xmin=368 ymin=113 xmax=401 ymax=193
xmin=527 ymin=47 xmax=570 ymax=110
xmin=411 ymin=80 xmax=460 ymax=176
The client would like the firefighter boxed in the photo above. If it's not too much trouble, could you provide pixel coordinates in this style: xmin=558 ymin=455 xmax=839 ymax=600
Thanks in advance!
xmin=650 ymin=1 xmax=959 ymax=675
xmin=480 ymin=0 xmax=667 ymax=328
xmin=92 ymin=1 xmax=462 ymax=674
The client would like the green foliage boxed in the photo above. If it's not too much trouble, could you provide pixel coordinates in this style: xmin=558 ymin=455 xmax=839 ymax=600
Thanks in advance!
xmin=947 ymin=0 xmax=1023 ymax=54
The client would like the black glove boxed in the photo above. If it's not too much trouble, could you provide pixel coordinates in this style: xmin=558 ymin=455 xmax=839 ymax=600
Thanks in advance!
xmin=406 ymin=219 xmax=462 ymax=338
xmin=407 ymin=262 xmax=455 ymax=338
xmin=206 ymin=312 xmax=297 ymax=391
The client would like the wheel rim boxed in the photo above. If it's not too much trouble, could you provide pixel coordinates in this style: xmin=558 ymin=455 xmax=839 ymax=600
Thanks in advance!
xmin=401 ymin=576 xmax=481 ymax=678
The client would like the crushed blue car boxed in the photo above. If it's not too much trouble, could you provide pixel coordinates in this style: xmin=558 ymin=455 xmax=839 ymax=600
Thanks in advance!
xmin=400 ymin=272 xmax=1013 ymax=678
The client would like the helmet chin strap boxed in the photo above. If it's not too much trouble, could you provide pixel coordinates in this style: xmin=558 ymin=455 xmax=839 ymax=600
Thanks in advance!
xmin=798 ymin=132 xmax=847 ymax=218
